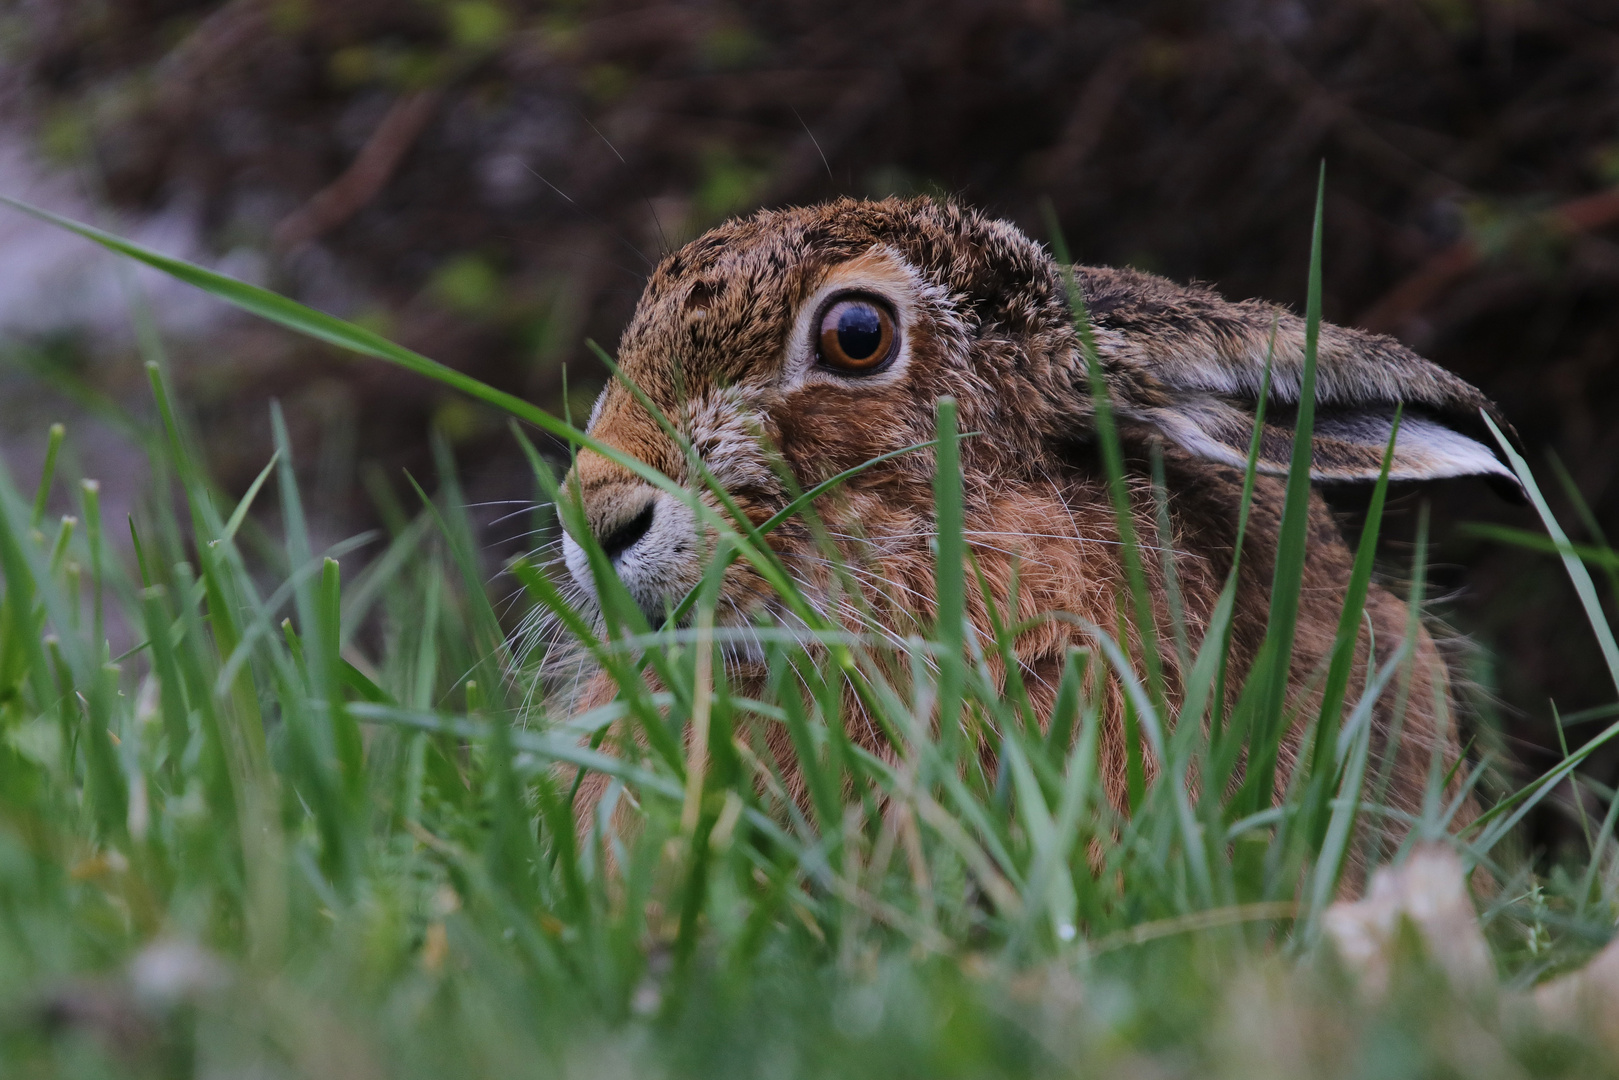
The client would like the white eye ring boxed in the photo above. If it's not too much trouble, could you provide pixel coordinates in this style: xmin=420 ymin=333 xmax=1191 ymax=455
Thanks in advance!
xmin=781 ymin=247 xmax=924 ymax=391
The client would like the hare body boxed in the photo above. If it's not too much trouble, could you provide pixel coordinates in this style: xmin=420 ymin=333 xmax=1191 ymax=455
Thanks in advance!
xmin=558 ymin=197 xmax=1509 ymax=845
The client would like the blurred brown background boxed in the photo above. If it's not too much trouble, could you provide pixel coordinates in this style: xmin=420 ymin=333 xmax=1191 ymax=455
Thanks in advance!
xmin=3 ymin=0 xmax=1619 ymax=842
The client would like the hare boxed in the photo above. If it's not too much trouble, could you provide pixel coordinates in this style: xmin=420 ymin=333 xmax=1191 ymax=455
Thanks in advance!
xmin=554 ymin=196 xmax=1513 ymax=847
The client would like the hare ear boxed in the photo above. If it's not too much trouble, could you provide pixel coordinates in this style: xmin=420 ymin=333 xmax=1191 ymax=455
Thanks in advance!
xmin=1136 ymin=397 xmax=1514 ymax=485
xmin=1075 ymin=266 xmax=1520 ymax=489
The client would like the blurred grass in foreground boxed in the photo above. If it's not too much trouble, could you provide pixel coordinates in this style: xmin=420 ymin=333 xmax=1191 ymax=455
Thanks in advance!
xmin=1 ymin=191 xmax=1618 ymax=1077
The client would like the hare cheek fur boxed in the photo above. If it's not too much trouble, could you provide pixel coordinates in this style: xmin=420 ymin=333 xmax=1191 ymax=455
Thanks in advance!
xmin=558 ymin=196 xmax=1515 ymax=857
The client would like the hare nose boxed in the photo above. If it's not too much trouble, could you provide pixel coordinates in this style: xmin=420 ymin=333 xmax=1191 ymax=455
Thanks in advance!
xmin=593 ymin=498 xmax=657 ymax=561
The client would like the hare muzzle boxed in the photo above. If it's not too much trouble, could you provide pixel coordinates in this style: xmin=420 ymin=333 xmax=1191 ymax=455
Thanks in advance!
xmin=562 ymin=446 xmax=705 ymax=625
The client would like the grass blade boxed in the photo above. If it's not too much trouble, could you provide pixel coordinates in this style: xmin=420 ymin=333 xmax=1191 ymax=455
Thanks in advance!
xmin=1242 ymin=161 xmax=1327 ymax=815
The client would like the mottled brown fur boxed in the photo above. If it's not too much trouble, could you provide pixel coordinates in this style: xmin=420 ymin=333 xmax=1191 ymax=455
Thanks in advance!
xmin=558 ymin=197 xmax=1508 ymax=870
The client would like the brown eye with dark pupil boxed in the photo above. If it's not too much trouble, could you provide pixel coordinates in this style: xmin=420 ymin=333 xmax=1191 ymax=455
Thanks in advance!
xmin=817 ymin=297 xmax=896 ymax=373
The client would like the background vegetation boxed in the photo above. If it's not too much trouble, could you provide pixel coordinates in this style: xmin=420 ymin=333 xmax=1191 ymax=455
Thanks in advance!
xmin=3 ymin=0 xmax=1619 ymax=821
xmin=2 ymin=2 xmax=1619 ymax=1073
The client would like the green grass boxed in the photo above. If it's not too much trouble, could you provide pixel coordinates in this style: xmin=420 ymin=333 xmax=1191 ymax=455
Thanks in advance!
xmin=0 ymin=186 xmax=1618 ymax=1077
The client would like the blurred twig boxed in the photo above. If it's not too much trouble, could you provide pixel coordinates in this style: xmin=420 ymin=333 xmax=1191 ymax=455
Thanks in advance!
xmin=1360 ymin=188 xmax=1619 ymax=335
xmin=273 ymin=90 xmax=444 ymax=251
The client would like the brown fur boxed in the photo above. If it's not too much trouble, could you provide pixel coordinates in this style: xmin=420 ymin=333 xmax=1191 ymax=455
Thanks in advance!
xmin=558 ymin=197 xmax=1506 ymax=867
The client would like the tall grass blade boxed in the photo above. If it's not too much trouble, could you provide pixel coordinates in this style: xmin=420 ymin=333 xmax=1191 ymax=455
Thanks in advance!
xmin=1484 ymin=413 xmax=1619 ymax=697
xmin=1243 ymin=161 xmax=1327 ymax=815
xmin=30 ymin=422 xmax=64 ymax=530
xmin=933 ymin=397 xmax=966 ymax=750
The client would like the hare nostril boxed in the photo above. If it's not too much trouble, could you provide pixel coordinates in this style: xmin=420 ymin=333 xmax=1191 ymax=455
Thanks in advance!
xmin=596 ymin=501 xmax=656 ymax=562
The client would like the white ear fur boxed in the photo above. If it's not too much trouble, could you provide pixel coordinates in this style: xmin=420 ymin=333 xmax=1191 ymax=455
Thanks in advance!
xmin=1313 ymin=410 xmax=1514 ymax=482
xmin=585 ymin=386 xmax=610 ymax=432
xmin=1137 ymin=399 xmax=1515 ymax=484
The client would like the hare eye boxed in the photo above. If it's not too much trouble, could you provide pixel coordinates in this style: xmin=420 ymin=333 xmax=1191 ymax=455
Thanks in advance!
xmin=816 ymin=296 xmax=897 ymax=374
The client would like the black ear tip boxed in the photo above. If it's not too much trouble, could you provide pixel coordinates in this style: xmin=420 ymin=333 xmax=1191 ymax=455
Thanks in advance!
xmin=1486 ymin=472 xmax=1529 ymax=505
xmin=1495 ymin=418 xmax=1528 ymax=457
xmin=1480 ymin=407 xmax=1528 ymax=503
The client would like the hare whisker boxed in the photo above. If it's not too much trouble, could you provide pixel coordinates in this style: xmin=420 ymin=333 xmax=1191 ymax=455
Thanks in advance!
xmin=787 ymin=553 xmax=937 ymax=610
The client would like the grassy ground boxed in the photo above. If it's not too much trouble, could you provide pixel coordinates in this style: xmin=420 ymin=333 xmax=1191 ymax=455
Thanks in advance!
xmin=2 ymin=191 xmax=1619 ymax=1078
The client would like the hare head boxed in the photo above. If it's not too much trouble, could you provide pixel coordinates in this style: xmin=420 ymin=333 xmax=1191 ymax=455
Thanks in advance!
xmin=557 ymin=196 xmax=1512 ymax=821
